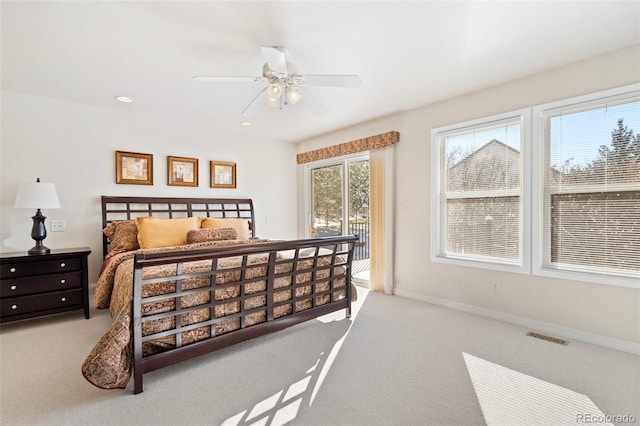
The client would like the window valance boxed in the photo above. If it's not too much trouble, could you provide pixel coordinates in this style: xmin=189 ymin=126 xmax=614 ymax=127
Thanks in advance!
xmin=296 ymin=131 xmax=399 ymax=164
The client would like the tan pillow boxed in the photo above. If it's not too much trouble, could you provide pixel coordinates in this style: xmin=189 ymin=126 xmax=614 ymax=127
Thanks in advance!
xmin=187 ymin=227 xmax=238 ymax=244
xmin=103 ymin=220 xmax=139 ymax=258
xmin=135 ymin=216 xmax=200 ymax=249
xmin=200 ymin=217 xmax=252 ymax=240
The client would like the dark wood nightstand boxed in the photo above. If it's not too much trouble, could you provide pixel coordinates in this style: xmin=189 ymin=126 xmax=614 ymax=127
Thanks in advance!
xmin=0 ymin=247 xmax=91 ymax=323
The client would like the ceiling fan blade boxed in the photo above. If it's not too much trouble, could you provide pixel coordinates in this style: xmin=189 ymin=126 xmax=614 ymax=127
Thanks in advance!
xmin=241 ymin=86 xmax=268 ymax=116
xmin=261 ymin=46 xmax=288 ymax=75
xmin=297 ymin=88 xmax=329 ymax=116
xmin=300 ymin=74 xmax=362 ymax=88
xmin=193 ymin=75 xmax=261 ymax=82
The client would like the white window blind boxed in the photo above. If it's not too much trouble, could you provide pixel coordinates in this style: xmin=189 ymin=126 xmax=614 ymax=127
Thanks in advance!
xmin=440 ymin=116 xmax=523 ymax=265
xmin=543 ymin=93 xmax=640 ymax=278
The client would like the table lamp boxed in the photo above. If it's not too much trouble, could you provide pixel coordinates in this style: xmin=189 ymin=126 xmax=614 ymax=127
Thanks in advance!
xmin=14 ymin=178 xmax=61 ymax=255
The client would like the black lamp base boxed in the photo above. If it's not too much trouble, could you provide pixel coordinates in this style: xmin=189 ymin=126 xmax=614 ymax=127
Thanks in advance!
xmin=28 ymin=245 xmax=51 ymax=255
xmin=27 ymin=209 xmax=50 ymax=255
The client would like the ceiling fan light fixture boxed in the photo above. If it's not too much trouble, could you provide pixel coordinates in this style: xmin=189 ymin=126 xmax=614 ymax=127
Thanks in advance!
xmin=196 ymin=46 xmax=361 ymax=115
xmin=265 ymin=95 xmax=280 ymax=109
xmin=266 ymin=82 xmax=282 ymax=101
xmin=286 ymin=86 xmax=303 ymax=106
xmin=265 ymin=82 xmax=284 ymax=108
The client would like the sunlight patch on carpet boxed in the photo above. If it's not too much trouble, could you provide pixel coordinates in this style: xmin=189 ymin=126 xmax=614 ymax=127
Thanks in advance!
xmin=221 ymin=288 xmax=370 ymax=426
xmin=309 ymin=288 xmax=369 ymax=405
xmin=463 ymin=353 xmax=613 ymax=426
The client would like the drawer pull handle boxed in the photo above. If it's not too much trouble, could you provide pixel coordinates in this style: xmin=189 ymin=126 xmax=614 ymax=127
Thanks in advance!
xmin=61 ymin=297 xmax=66 ymax=302
xmin=11 ymin=304 xmax=17 ymax=310
xmin=60 ymin=279 xmax=66 ymax=284
xmin=60 ymin=263 xmax=66 ymax=268
xmin=10 ymin=267 xmax=16 ymax=273
xmin=10 ymin=285 xmax=17 ymax=291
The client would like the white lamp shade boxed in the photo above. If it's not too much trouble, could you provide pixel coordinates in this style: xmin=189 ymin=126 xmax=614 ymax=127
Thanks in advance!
xmin=266 ymin=82 xmax=282 ymax=101
xmin=14 ymin=181 xmax=61 ymax=209
xmin=265 ymin=84 xmax=281 ymax=108
xmin=286 ymin=86 xmax=303 ymax=105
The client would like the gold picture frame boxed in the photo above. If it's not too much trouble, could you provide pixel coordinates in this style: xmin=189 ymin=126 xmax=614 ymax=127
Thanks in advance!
xmin=210 ymin=161 xmax=236 ymax=189
xmin=168 ymin=156 xmax=198 ymax=187
xmin=116 ymin=151 xmax=153 ymax=185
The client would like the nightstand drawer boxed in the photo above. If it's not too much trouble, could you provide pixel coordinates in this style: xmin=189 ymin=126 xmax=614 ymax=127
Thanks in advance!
xmin=0 ymin=257 xmax=81 ymax=278
xmin=0 ymin=257 xmax=82 ymax=278
xmin=1 ymin=289 xmax=82 ymax=317
xmin=0 ymin=272 xmax=81 ymax=297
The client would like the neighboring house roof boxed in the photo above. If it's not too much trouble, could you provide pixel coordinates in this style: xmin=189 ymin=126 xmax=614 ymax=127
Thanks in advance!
xmin=447 ymin=139 xmax=521 ymax=192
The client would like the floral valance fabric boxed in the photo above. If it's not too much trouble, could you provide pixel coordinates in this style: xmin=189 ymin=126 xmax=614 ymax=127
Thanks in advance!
xmin=296 ymin=131 xmax=399 ymax=164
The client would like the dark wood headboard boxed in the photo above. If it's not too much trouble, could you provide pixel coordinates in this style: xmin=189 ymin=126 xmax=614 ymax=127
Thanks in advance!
xmin=101 ymin=196 xmax=255 ymax=258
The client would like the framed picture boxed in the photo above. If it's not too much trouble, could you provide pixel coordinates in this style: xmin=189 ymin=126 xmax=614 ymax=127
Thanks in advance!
xmin=210 ymin=161 xmax=236 ymax=189
xmin=168 ymin=156 xmax=198 ymax=187
xmin=116 ymin=151 xmax=153 ymax=185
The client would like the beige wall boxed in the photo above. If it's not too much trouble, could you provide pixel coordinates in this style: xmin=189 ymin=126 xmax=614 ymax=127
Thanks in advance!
xmin=2 ymin=45 xmax=637 ymax=348
xmin=0 ymin=91 xmax=298 ymax=285
xmin=296 ymin=45 xmax=640 ymax=346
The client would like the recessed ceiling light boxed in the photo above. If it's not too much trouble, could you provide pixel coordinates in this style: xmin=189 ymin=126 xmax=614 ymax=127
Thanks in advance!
xmin=114 ymin=95 xmax=134 ymax=103
xmin=239 ymin=121 xmax=253 ymax=127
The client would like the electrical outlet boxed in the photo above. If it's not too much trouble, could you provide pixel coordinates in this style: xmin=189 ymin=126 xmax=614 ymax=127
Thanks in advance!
xmin=51 ymin=219 xmax=66 ymax=232
xmin=491 ymin=282 xmax=500 ymax=293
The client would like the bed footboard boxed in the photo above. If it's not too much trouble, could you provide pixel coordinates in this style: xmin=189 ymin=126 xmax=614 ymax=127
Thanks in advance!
xmin=131 ymin=235 xmax=358 ymax=394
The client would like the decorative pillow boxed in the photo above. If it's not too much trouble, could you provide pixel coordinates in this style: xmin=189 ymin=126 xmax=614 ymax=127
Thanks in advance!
xmin=200 ymin=218 xmax=252 ymax=240
xmin=186 ymin=227 xmax=238 ymax=244
xmin=102 ymin=220 xmax=139 ymax=258
xmin=135 ymin=216 xmax=201 ymax=249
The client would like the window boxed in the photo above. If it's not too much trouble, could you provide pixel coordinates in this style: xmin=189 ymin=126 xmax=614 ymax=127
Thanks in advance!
xmin=534 ymin=88 xmax=640 ymax=283
xmin=431 ymin=85 xmax=639 ymax=287
xmin=431 ymin=110 xmax=530 ymax=273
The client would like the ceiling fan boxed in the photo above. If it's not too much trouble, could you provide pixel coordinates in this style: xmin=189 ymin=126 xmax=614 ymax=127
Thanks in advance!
xmin=193 ymin=46 xmax=362 ymax=116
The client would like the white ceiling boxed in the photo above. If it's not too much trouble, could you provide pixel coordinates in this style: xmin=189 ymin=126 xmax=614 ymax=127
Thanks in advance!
xmin=2 ymin=1 xmax=639 ymax=143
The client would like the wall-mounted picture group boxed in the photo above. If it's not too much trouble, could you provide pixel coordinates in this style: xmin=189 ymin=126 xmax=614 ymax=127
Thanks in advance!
xmin=115 ymin=150 xmax=236 ymax=188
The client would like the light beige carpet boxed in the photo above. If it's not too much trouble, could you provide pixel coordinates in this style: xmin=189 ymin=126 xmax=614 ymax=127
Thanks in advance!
xmin=1 ymin=287 xmax=638 ymax=425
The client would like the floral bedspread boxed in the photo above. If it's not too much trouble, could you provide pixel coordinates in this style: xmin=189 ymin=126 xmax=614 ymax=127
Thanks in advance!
xmin=81 ymin=239 xmax=354 ymax=389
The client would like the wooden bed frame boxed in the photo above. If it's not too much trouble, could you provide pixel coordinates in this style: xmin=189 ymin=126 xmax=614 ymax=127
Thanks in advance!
xmin=101 ymin=196 xmax=358 ymax=394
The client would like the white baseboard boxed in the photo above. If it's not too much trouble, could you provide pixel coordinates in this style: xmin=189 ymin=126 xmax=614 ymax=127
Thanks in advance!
xmin=393 ymin=288 xmax=640 ymax=355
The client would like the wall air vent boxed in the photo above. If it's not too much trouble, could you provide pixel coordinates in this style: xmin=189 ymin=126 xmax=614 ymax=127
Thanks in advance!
xmin=526 ymin=331 xmax=569 ymax=346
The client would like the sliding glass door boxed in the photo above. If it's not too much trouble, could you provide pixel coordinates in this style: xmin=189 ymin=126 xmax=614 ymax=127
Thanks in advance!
xmin=308 ymin=154 xmax=370 ymax=283
xmin=311 ymin=163 xmax=344 ymax=237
